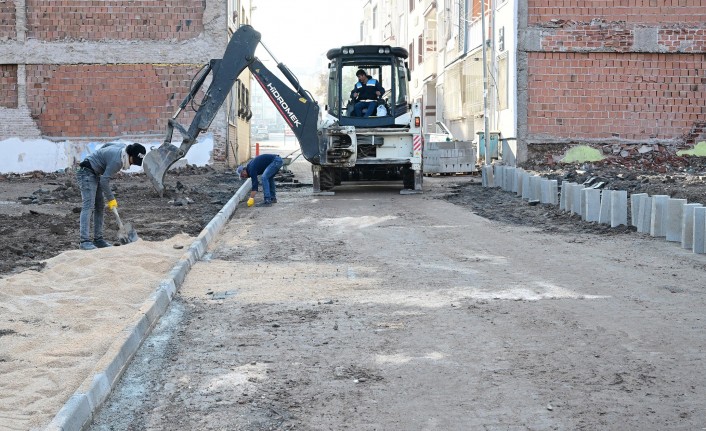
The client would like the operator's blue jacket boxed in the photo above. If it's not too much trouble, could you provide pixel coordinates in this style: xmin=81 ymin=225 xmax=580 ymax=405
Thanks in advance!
xmin=350 ymin=77 xmax=384 ymax=101
xmin=246 ymin=154 xmax=278 ymax=192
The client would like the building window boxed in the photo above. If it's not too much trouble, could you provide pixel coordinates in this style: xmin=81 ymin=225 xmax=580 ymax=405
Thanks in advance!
xmin=418 ymin=34 xmax=423 ymax=65
xmin=373 ymin=5 xmax=378 ymax=29
xmin=409 ymin=0 xmax=415 ymax=12
xmin=425 ymin=17 xmax=437 ymax=54
xmin=409 ymin=42 xmax=414 ymax=71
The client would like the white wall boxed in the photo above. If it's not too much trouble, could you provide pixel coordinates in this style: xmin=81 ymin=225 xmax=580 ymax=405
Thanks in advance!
xmin=0 ymin=135 xmax=215 ymax=174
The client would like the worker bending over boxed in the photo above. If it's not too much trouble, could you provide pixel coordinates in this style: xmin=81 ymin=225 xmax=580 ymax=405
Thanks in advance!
xmin=237 ymin=153 xmax=284 ymax=207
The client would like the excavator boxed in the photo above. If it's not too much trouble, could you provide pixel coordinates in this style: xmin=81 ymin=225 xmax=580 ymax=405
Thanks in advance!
xmin=142 ymin=25 xmax=423 ymax=196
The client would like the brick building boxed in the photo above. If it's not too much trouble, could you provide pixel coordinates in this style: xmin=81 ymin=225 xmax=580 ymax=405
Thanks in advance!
xmin=518 ymin=0 xmax=706 ymax=162
xmin=362 ymin=0 xmax=706 ymax=165
xmin=0 ymin=0 xmax=253 ymax=170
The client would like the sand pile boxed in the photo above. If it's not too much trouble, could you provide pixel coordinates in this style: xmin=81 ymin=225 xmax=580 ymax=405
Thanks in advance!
xmin=0 ymin=234 xmax=194 ymax=430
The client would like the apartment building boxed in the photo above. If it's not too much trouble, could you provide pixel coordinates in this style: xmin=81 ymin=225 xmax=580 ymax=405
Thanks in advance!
xmin=0 ymin=0 xmax=253 ymax=171
xmin=362 ymin=0 xmax=706 ymax=164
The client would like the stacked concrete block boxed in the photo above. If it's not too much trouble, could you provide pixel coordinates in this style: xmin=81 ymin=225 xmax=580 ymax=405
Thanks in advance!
xmin=423 ymin=140 xmax=477 ymax=174
xmin=539 ymin=179 xmax=548 ymax=203
xmin=564 ymin=183 xmax=572 ymax=212
xmin=495 ymin=165 xmax=506 ymax=189
xmin=515 ymin=169 xmax=525 ymax=196
xmin=582 ymin=188 xmax=602 ymax=222
xmin=666 ymin=199 xmax=687 ymax=242
xmin=540 ymin=179 xmax=558 ymax=204
xmin=505 ymin=167 xmax=516 ymax=192
xmin=496 ymin=165 xmax=509 ymax=191
xmin=693 ymin=207 xmax=706 ymax=254
xmin=570 ymin=184 xmax=584 ymax=216
xmin=481 ymin=165 xmax=494 ymax=187
xmin=610 ymin=190 xmax=628 ymax=227
xmin=630 ymin=193 xmax=648 ymax=227
xmin=521 ymin=174 xmax=531 ymax=200
xmin=559 ymin=181 xmax=576 ymax=211
xmin=681 ymin=203 xmax=702 ymax=249
xmin=649 ymin=195 xmax=670 ymax=237
xmin=528 ymin=176 xmax=542 ymax=201
xmin=636 ymin=196 xmax=653 ymax=234
xmin=598 ymin=190 xmax=612 ymax=224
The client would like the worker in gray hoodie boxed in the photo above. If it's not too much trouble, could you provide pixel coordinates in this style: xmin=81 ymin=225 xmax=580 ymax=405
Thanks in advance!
xmin=76 ymin=142 xmax=146 ymax=250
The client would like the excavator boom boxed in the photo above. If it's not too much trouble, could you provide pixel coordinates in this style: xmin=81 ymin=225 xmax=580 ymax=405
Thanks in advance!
xmin=143 ymin=25 xmax=320 ymax=194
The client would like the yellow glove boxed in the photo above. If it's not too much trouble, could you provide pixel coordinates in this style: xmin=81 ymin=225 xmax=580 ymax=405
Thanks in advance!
xmin=247 ymin=198 xmax=255 ymax=207
xmin=107 ymin=199 xmax=118 ymax=210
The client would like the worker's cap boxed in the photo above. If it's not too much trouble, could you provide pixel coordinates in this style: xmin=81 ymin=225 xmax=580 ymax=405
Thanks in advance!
xmin=236 ymin=165 xmax=247 ymax=178
xmin=127 ymin=143 xmax=147 ymax=166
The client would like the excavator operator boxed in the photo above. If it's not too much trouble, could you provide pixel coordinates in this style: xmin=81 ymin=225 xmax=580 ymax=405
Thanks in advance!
xmin=350 ymin=69 xmax=384 ymax=118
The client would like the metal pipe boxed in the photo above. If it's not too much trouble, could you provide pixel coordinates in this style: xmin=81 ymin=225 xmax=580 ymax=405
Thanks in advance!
xmin=259 ymin=40 xmax=280 ymax=64
xmin=481 ymin=0 xmax=490 ymax=165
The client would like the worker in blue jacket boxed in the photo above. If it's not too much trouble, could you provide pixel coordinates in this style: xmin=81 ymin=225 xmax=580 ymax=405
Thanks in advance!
xmin=350 ymin=69 xmax=384 ymax=118
xmin=237 ymin=153 xmax=284 ymax=207
xmin=76 ymin=142 xmax=146 ymax=250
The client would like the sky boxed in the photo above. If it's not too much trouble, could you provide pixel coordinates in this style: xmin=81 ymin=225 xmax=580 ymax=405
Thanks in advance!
xmin=250 ymin=0 xmax=363 ymax=77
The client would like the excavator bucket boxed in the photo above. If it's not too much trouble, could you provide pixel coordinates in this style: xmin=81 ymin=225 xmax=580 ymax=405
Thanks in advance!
xmin=143 ymin=143 xmax=182 ymax=196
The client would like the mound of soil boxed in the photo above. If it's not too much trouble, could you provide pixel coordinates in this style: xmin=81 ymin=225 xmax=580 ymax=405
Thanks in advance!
xmin=0 ymin=166 xmax=244 ymax=277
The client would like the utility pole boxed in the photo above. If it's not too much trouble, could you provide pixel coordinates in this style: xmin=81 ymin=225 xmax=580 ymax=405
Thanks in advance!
xmin=490 ymin=0 xmax=497 ymax=134
xmin=480 ymin=0 xmax=490 ymax=165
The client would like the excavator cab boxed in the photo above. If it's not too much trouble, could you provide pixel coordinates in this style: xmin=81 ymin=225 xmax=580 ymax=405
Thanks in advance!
xmin=325 ymin=46 xmax=410 ymax=128
xmin=315 ymin=44 xmax=423 ymax=193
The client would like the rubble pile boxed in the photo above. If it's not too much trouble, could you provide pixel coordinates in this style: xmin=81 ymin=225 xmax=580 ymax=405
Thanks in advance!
xmin=596 ymin=143 xmax=703 ymax=174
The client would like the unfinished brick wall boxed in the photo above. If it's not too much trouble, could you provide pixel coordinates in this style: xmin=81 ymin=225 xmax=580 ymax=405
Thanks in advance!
xmin=0 ymin=0 xmax=16 ymax=41
xmin=524 ymin=0 xmax=706 ymax=155
xmin=528 ymin=52 xmax=706 ymax=141
xmin=0 ymin=65 xmax=18 ymax=108
xmin=528 ymin=1 xmax=706 ymax=26
xmin=25 ymin=64 xmax=202 ymax=137
xmin=25 ymin=0 xmax=204 ymax=41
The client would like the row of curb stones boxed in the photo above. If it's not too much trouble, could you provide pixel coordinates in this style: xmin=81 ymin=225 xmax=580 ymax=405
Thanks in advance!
xmin=45 ymin=179 xmax=252 ymax=431
xmin=483 ymin=165 xmax=706 ymax=254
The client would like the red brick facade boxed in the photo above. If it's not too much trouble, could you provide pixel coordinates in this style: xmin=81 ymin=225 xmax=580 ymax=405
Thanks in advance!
xmin=0 ymin=0 xmax=15 ymax=41
xmin=527 ymin=52 xmax=706 ymax=141
xmin=25 ymin=64 xmax=201 ymax=137
xmin=538 ymin=23 xmax=706 ymax=53
xmin=0 ymin=65 xmax=18 ymax=108
xmin=528 ymin=1 xmax=706 ymax=26
xmin=25 ymin=0 xmax=204 ymax=41
xmin=525 ymin=1 xmax=706 ymax=148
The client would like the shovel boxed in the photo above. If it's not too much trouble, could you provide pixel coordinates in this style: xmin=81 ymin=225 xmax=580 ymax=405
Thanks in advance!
xmin=111 ymin=207 xmax=139 ymax=244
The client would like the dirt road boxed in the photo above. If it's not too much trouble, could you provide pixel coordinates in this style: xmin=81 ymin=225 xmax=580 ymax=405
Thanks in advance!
xmin=90 ymin=179 xmax=706 ymax=430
